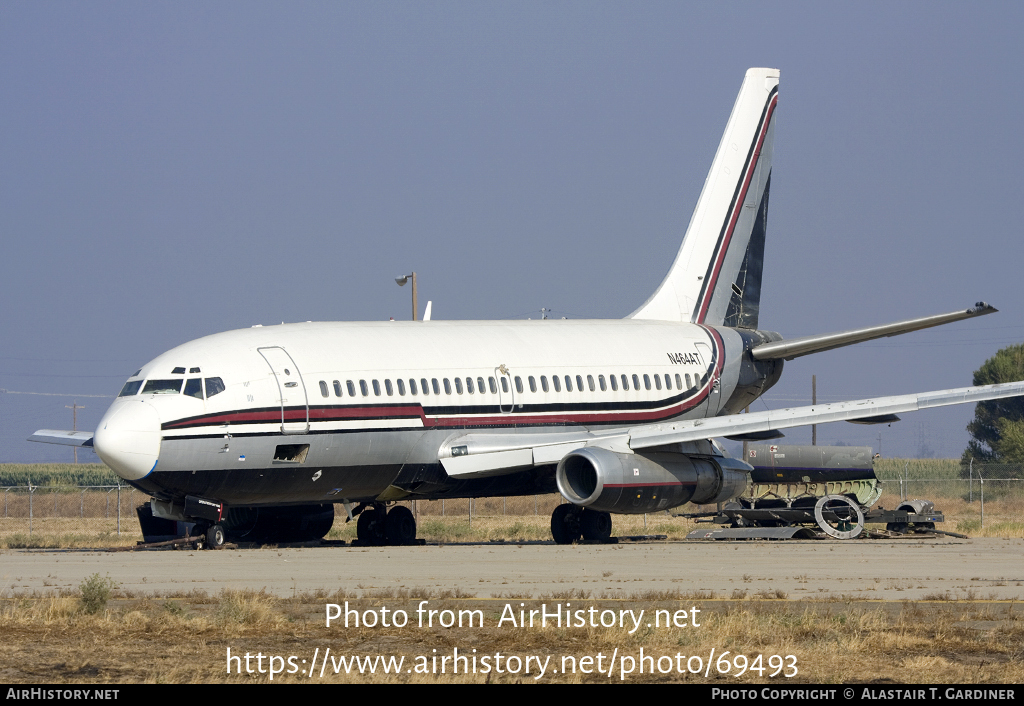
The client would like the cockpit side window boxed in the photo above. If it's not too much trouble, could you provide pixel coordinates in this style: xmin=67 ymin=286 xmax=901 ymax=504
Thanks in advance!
xmin=184 ymin=378 xmax=204 ymax=399
xmin=118 ymin=380 xmax=143 ymax=397
xmin=143 ymin=379 xmax=183 ymax=395
xmin=205 ymin=377 xmax=226 ymax=397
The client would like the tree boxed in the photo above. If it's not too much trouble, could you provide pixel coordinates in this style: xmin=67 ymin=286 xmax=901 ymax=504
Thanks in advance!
xmin=964 ymin=343 xmax=1024 ymax=464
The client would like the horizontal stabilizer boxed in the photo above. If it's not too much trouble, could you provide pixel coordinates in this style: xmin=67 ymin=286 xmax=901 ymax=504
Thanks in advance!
xmin=28 ymin=430 xmax=94 ymax=447
xmin=750 ymin=303 xmax=996 ymax=361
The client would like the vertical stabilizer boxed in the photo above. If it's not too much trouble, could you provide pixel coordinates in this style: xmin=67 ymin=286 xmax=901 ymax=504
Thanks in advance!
xmin=630 ymin=68 xmax=779 ymax=326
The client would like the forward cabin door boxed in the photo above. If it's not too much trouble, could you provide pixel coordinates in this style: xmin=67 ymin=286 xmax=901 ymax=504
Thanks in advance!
xmin=258 ymin=346 xmax=310 ymax=434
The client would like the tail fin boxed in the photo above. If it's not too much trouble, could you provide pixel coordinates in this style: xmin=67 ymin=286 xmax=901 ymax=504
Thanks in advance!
xmin=630 ymin=68 xmax=779 ymax=326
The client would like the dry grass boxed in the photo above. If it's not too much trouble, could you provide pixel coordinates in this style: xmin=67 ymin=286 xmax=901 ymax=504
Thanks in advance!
xmin=1 ymin=589 xmax=1021 ymax=683
xmin=2 ymin=480 xmax=1022 ymax=548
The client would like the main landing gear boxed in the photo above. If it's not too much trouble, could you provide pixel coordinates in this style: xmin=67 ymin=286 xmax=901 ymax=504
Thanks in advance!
xmin=355 ymin=503 xmax=418 ymax=546
xmin=550 ymin=504 xmax=612 ymax=544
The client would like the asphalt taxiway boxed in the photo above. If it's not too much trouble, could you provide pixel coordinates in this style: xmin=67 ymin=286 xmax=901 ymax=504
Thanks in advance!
xmin=3 ymin=538 xmax=1023 ymax=601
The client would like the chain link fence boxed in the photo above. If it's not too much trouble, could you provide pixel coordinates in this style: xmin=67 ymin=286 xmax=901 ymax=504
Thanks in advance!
xmin=2 ymin=470 xmax=1021 ymax=545
xmin=0 ymin=485 xmax=143 ymax=544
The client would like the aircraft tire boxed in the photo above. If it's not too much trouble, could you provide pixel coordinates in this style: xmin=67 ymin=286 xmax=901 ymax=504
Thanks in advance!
xmin=551 ymin=504 xmax=582 ymax=545
xmin=206 ymin=524 xmax=226 ymax=549
xmin=385 ymin=506 xmax=417 ymax=545
xmin=357 ymin=508 xmax=386 ymax=546
xmin=580 ymin=509 xmax=612 ymax=541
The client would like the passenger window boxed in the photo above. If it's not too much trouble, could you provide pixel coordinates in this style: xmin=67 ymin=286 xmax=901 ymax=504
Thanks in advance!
xmin=397 ymin=379 xmax=406 ymax=396
xmin=500 ymin=377 xmax=509 ymax=393
xmin=184 ymin=378 xmax=204 ymax=399
xmin=319 ymin=380 xmax=329 ymax=397
xmin=540 ymin=376 xmax=549 ymax=392
xmin=454 ymin=378 xmax=463 ymax=394
xmin=654 ymin=375 xmax=662 ymax=390
xmin=347 ymin=380 xmax=356 ymax=396
xmin=465 ymin=377 xmax=474 ymax=394
xmin=118 ymin=380 xmax=143 ymax=397
xmin=622 ymin=374 xmax=630 ymax=391
xmin=385 ymin=379 xmax=394 ymax=396
xmin=143 ymin=379 xmax=183 ymax=395
xmin=205 ymin=378 xmax=226 ymax=398
xmin=644 ymin=374 xmax=652 ymax=390
xmin=432 ymin=378 xmax=440 ymax=395
xmin=609 ymin=374 xmax=617 ymax=391
xmin=528 ymin=376 xmax=537 ymax=393
xmin=587 ymin=375 xmax=595 ymax=392
xmin=685 ymin=374 xmax=692 ymax=389
xmin=333 ymin=380 xmax=342 ymax=397
xmin=598 ymin=375 xmax=606 ymax=391
xmin=675 ymin=374 xmax=682 ymax=390
xmin=409 ymin=379 xmax=418 ymax=395
xmin=552 ymin=375 xmax=561 ymax=392
xmin=359 ymin=380 xmax=369 ymax=396
xmin=372 ymin=380 xmax=381 ymax=396
xmin=632 ymin=374 xmax=640 ymax=391
xmin=565 ymin=375 xmax=573 ymax=392
xmin=444 ymin=378 xmax=452 ymax=394
xmin=515 ymin=376 xmax=523 ymax=394
xmin=421 ymin=378 xmax=430 ymax=395
xmin=664 ymin=374 xmax=672 ymax=390
xmin=488 ymin=377 xmax=497 ymax=394
xmin=477 ymin=377 xmax=485 ymax=394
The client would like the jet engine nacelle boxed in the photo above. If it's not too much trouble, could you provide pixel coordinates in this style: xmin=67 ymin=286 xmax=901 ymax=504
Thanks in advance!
xmin=555 ymin=447 xmax=750 ymax=514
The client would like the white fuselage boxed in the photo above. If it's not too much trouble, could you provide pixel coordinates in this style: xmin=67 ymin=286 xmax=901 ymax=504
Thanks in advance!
xmin=93 ymin=319 xmax=771 ymax=506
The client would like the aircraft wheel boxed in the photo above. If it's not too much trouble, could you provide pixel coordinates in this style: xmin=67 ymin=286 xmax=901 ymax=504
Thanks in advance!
xmin=206 ymin=524 xmax=226 ymax=549
xmin=385 ymin=506 xmax=417 ymax=545
xmin=580 ymin=509 xmax=612 ymax=541
xmin=357 ymin=507 xmax=386 ymax=546
xmin=550 ymin=504 xmax=582 ymax=545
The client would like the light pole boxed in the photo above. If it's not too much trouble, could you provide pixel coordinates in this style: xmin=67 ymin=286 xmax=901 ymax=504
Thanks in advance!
xmin=395 ymin=272 xmax=418 ymax=321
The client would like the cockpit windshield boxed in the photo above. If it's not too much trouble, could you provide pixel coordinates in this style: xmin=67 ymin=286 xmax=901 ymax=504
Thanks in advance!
xmin=205 ymin=377 xmax=225 ymax=397
xmin=118 ymin=380 xmax=143 ymax=397
xmin=142 ymin=379 xmax=184 ymax=395
xmin=118 ymin=375 xmax=224 ymax=398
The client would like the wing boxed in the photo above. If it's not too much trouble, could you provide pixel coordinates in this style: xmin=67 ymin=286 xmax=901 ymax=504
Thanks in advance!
xmin=439 ymin=381 xmax=1024 ymax=478
xmin=28 ymin=429 xmax=95 ymax=447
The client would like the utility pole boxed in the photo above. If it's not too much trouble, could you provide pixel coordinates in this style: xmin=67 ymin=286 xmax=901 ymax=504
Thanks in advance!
xmin=66 ymin=401 xmax=84 ymax=463
xmin=811 ymin=375 xmax=817 ymax=446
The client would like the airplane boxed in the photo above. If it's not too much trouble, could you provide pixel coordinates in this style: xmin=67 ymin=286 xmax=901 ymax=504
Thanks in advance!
xmin=29 ymin=67 xmax=1024 ymax=547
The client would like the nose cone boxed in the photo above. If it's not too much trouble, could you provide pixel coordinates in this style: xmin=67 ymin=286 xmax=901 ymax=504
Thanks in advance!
xmin=94 ymin=400 xmax=162 ymax=480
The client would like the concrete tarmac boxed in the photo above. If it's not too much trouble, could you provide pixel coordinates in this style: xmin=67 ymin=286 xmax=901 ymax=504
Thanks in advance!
xmin=3 ymin=538 xmax=1023 ymax=601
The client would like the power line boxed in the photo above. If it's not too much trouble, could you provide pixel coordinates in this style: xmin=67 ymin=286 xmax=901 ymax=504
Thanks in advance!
xmin=0 ymin=389 xmax=114 ymax=398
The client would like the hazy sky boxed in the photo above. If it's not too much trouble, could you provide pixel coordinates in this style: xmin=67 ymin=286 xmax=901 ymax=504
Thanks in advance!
xmin=2 ymin=2 xmax=1022 ymax=462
